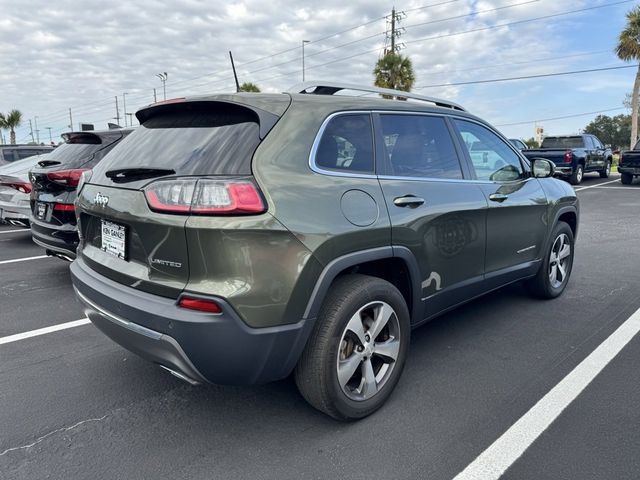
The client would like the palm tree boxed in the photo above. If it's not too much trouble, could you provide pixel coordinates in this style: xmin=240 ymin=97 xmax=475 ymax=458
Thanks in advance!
xmin=3 ymin=109 xmax=22 ymax=144
xmin=616 ymin=6 xmax=640 ymax=147
xmin=0 ymin=113 xmax=5 ymax=144
xmin=373 ymin=53 xmax=416 ymax=99
xmin=239 ymin=82 xmax=260 ymax=92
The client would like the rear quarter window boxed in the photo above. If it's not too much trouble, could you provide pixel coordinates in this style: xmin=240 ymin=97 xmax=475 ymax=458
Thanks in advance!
xmin=314 ymin=113 xmax=374 ymax=174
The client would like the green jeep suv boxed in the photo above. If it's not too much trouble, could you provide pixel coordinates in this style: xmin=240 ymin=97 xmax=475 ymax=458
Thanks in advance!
xmin=70 ymin=82 xmax=579 ymax=420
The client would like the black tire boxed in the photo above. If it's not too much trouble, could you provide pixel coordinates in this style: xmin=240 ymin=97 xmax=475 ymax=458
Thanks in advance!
xmin=526 ymin=221 xmax=574 ymax=299
xmin=621 ymin=172 xmax=633 ymax=185
xmin=295 ymin=274 xmax=410 ymax=421
xmin=599 ymin=160 xmax=611 ymax=178
xmin=569 ymin=164 xmax=583 ymax=185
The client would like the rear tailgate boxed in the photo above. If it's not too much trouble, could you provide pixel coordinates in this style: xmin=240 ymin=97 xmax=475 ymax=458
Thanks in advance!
xmin=77 ymin=96 xmax=290 ymax=300
xmin=522 ymin=149 xmax=570 ymax=166
xmin=620 ymin=151 xmax=640 ymax=168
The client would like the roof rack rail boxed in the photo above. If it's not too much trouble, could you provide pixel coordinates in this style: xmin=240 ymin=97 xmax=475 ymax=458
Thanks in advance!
xmin=288 ymin=81 xmax=466 ymax=112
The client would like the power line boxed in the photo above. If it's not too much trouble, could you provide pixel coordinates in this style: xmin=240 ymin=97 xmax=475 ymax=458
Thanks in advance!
xmin=417 ymin=64 xmax=638 ymax=88
xmin=495 ymin=107 xmax=627 ymax=127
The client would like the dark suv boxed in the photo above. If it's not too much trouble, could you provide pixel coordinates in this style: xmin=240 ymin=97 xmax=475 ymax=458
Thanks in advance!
xmin=70 ymin=83 xmax=579 ymax=420
xmin=30 ymin=128 xmax=132 ymax=260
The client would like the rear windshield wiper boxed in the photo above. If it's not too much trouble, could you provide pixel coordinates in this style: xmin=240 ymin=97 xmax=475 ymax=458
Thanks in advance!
xmin=38 ymin=160 xmax=62 ymax=167
xmin=105 ymin=167 xmax=176 ymax=183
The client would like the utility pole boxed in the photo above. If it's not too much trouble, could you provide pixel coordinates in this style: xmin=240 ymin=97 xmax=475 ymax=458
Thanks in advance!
xmin=28 ymin=119 xmax=35 ymax=143
xmin=127 ymin=113 xmax=134 ymax=126
xmin=34 ymin=116 xmax=40 ymax=143
xmin=153 ymin=88 xmax=157 ymax=103
xmin=114 ymin=96 xmax=121 ymax=125
xmin=386 ymin=7 xmax=406 ymax=55
xmin=302 ymin=40 xmax=310 ymax=82
xmin=68 ymin=108 xmax=73 ymax=130
xmin=229 ymin=51 xmax=240 ymax=92
xmin=46 ymin=127 xmax=53 ymax=144
xmin=122 ymin=93 xmax=128 ymax=127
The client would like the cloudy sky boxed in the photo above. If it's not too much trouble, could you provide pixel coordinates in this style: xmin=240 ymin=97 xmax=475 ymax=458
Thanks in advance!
xmin=1 ymin=0 xmax=637 ymax=144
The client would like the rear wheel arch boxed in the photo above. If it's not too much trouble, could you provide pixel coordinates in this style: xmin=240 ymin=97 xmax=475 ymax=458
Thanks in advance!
xmin=543 ymin=206 xmax=578 ymax=257
xmin=303 ymin=247 xmax=422 ymax=325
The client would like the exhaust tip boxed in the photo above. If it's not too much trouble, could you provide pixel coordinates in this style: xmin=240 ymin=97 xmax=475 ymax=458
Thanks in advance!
xmin=158 ymin=364 xmax=201 ymax=386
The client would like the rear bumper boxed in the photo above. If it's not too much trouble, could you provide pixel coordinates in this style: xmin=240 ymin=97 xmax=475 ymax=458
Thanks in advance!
xmin=554 ymin=166 xmax=573 ymax=176
xmin=618 ymin=166 xmax=639 ymax=175
xmin=0 ymin=194 xmax=30 ymax=220
xmin=30 ymin=217 xmax=78 ymax=258
xmin=70 ymin=256 xmax=313 ymax=385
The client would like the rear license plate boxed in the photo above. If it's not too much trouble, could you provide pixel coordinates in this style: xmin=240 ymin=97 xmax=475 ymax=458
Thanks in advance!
xmin=36 ymin=202 xmax=47 ymax=219
xmin=101 ymin=220 xmax=126 ymax=260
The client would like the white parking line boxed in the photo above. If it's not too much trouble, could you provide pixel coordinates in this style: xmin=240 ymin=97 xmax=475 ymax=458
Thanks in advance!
xmin=453 ymin=306 xmax=640 ymax=480
xmin=0 ymin=318 xmax=90 ymax=345
xmin=574 ymin=179 xmax=620 ymax=191
xmin=0 ymin=255 xmax=48 ymax=265
xmin=0 ymin=229 xmax=30 ymax=234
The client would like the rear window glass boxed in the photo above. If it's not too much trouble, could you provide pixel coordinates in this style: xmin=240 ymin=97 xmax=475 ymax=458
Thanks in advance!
xmin=44 ymin=140 xmax=115 ymax=169
xmin=315 ymin=114 xmax=374 ymax=174
xmin=541 ymin=137 xmax=584 ymax=149
xmin=95 ymin=103 xmax=262 ymax=176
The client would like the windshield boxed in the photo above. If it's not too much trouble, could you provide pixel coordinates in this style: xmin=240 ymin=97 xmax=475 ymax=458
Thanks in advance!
xmin=542 ymin=136 xmax=584 ymax=149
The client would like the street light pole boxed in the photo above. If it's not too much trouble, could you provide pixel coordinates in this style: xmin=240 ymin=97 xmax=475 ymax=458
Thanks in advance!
xmin=34 ymin=116 xmax=40 ymax=144
xmin=46 ymin=127 xmax=52 ymax=144
xmin=302 ymin=40 xmax=310 ymax=82
xmin=156 ymin=72 xmax=168 ymax=100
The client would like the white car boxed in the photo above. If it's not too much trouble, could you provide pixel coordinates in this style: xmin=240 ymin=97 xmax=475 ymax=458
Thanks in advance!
xmin=0 ymin=154 xmax=49 ymax=226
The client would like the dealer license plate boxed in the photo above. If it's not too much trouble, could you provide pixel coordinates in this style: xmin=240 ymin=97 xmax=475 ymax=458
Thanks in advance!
xmin=101 ymin=220 xmax=126 ymax=259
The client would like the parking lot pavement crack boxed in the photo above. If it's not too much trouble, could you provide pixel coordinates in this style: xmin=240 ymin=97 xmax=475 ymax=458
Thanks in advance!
xmin=0 ymin=415 xmax=108 ymax=457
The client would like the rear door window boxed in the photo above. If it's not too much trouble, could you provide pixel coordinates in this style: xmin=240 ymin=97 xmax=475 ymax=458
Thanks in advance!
xmin=454 ymin=119 xmax=524 ymax=182
xmin=96 ymin=102 xmax=266 ymax=177
xmin=314 ymin=114 xmax=374 ymax=174
xmin=379 ymin=114 xmax=462 ymax=179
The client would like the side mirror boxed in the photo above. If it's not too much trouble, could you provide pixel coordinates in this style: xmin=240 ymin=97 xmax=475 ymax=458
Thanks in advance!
xmin=531 ymin=158 xmax=555 ymax=178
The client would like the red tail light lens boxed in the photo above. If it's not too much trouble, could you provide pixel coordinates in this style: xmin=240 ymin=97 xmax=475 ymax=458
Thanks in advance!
xmin=564 ymin=150 xmax=572 ymax=164
xmin=47 ymin=169 xmax=90 ymax=187
xmin=53 ymin=203 xmax=75 ymax=212
xmin=144 ymin=178 xmax=266 ymax=215
xmin=1 ymin=181 xmax=32 ymax=194
xmin=178 ymin=296 xmax=222 ymax=314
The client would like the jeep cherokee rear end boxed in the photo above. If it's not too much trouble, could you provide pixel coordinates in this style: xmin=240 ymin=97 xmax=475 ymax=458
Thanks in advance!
xmin=71 ymin=95 xmax=324 ymax=385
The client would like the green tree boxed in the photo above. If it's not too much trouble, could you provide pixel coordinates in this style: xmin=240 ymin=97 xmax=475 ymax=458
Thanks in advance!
xmin=373 ymin=53 xmax=415 ymax=98
xmin=1 ymin=110 xmax=22 ymax=145
xmin=239 ymin=82 xmax=260 ymax=92
xmin=615 ymin=6 xmax=640 ymax=147
xmin=524 ymin=137 xmax=539 ymax=149
xmin=584 ymin=114 xmax=632 ymax=149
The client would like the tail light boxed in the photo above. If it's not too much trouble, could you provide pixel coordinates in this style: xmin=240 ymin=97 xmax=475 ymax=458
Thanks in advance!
xmin=144 ymin=178 xmax=266 ymax=215
xmin=178 ymin=296 xmax=222 ymax=314
xmin=1 ymin=181 xmax=32 ymax=194
xmin=564 ymin=150 xmax=572 ymax=164
xmin=47 ymin=169 xmax=90 ymax=187
xmin=53 ymin=203 xmax=75 ymax=212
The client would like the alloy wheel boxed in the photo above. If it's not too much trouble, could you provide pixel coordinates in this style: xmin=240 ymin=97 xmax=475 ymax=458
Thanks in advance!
xmin=549 ymin=233 xmax=571 ymax=289
xmin=336 ymin=301 xmax=401 ymax=401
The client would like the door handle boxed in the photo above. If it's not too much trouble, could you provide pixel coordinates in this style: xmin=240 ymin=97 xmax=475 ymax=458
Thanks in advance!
xmin=393 ymin=195 xmax=425 ymax=208
xmin=489 ymin=193 xmax=508 ymax=203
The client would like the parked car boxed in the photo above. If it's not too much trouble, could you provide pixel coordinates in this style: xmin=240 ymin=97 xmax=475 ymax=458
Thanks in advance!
xmin=29 ymin=128 xmax=132 ymax=260
xmin=70 ymin=82 xmax=579 ymax=420
xmin=0 ymin=145 xmax=54 ymax=166
xmin=0 ymin=153 xmax=51 ymax=226
xmin=618 ymin=140 xmax=640 ymax=184
xmin=508 ymin=138 xmax=527 ymax=150
xmin=522 ymin=134 xmax=612 ymax=185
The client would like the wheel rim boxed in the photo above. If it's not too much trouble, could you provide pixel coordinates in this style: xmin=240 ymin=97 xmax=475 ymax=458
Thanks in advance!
xmin=549 ymin=233 xmax=571 ymax=289
xmin=336 ymin=301 xmax=401 ymax=402
xmin=576 ymin=166 xmax=583 ymax=182
xmin=606 ymin=163 xmax=611 ymax=175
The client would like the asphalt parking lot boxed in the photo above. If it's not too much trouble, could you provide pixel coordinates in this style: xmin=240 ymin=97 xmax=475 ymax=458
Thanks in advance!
xmin=1 ymin=173 xmax=639 ymax=480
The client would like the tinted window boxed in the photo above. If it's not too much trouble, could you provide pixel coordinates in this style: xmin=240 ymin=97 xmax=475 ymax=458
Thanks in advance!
xmin=1 ymin=149 xmax=17 ymax=163
xmin=97 ymin=104 xmax=263 ymax=176
xmin=315 ymin=114 xmax=374 ymax=174
xmin=509 ymin=139 xmax=526 ymax=150
xmin=44 ymin=139 xmax=118 ymax=169
xmin=592 ymin=137 xmax=603 ymax=149
xmin=380 ymin=114 xmax=462 ymax=179
xmin=584 ymin=136 xmax=595 ymax=149
xmin=541 ymin=136 xmax=584 ymax=149
xmin=17 ymin=149 xmax=45 ymax=160
xmin=454 ymin=119 xmax=523 ymax=182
